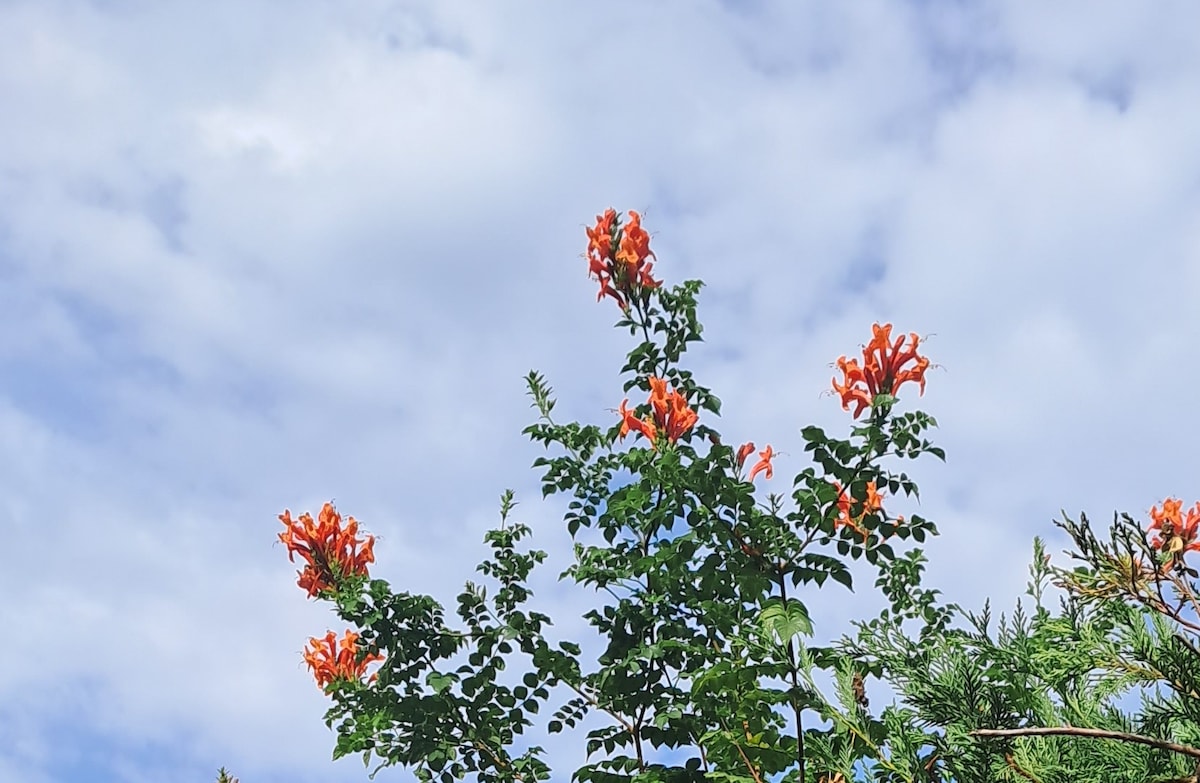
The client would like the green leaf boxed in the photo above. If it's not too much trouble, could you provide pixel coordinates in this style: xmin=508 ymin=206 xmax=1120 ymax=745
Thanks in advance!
xmin=760 ymin=598 xmax=813 ymax=644
xmin=425 ymin=671 xmax=455 ymax=694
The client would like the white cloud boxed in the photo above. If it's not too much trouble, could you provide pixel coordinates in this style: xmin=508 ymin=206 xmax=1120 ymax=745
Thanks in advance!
xmin=4 ymin=1 xmax=1200 ymax=780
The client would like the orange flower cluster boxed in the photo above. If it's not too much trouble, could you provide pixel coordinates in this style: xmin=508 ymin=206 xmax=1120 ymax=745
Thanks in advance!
xmin=586 ymin=208 xmax=661 ymax=309
xmin=1148 ymin=497 xmax=1200 ymax=565
xmin=278 ymin=502 xmax=376 ymax=598
xmin=833 ymin=480 xmax=887 ymax=541
xmin=737 ymin=442 xmax=775 ymax=481
xmin=619 ymin=377 xmax=698 ymax=446
xmin=833 ymin=323 xmax=930 ymax=418
xmin=304 ymin=629 xmax=383 ymax=690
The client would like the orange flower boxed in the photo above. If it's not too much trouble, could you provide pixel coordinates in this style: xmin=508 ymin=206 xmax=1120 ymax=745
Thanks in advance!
xmin=586 ymin=209 xmax=661 ymax=309
xmin=619 ymin=398 xmax=658 ymax=442
xmin=1147 ymin=497 xmax=1200 ymax=566
xmin=832 ymin=480 xmax=886 ymax=541
xmin=586 ymin=209 xmax=620 ymax=301
xmin=617 ymin=377 xmax=698 ymax=447
xmin=832 ymin=323 xmax=930 ymax=418
xmin=736 ymin=441 xmax=756 ymax=469
xmin=586 ymin=208 xmax=619 ymax=263
xmin=303 ymin=629 xmax=384 ymax=690
xmin=648 ymin=376 xmax=698 ymax=442
xmin=278 ymin=502 xmax=376 ymax=598
xmin=748 ymin=445 xmax=775 ymax=481
xmin=647 ymin=376 xmax=669 ymax=409
xmin=615 ymin=211 xmax=655 ymax=271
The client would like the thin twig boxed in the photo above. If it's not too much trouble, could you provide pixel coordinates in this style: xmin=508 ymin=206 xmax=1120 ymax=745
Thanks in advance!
xmin=970 ymin=726 xmax=1200 ymax=761
xmin=1004 ymin=751 xmax=1042 ymax=783
xmin=731 ymin=732 xmax=765 ymax=783
xmin=472 ymin=740 xmax=526 ymax=782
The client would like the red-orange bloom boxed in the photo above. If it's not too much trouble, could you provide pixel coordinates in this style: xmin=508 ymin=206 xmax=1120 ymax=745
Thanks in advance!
xmin=832 ymin=323 xmax=930 ymax=418
xmin=832 ymin=480 xmax=886 ymax=541
xmin=748 ymin=445 xmax=775 ymax=481
xmin=303 ymin=629 xmax=384 ymax=690
xmin=616 ymin=211 xmax=655 ymax=269
xmin=1147 ymin=497 xmax=1200 ymax=566
xmin=736 ymin=441 xmax=756 ymax=469
xmin=586 ymin=209 xmax=661 ymax=309
xmin=619 ymin=398 xmax=658 ymax=442
xmin=648 ymin=376 xmax=698 ymax=442
xmin=586 ymin=208 xmax=620 ymax=299
xmin=587 ymin=208 xmax=619 ymax=262
xmin=618 ymin=378 xmax=698 ymax=447
xmin=278 ymin=502 xmax=376 ymax=598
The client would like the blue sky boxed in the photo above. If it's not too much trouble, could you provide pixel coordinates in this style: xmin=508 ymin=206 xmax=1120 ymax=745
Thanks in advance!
xmin=5 ymin=1 xmax=1200 ymax=781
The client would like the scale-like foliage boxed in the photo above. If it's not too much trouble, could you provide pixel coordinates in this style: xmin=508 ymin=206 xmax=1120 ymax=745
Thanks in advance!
xmin=847 ymin=530 xmax=1200 ymax=782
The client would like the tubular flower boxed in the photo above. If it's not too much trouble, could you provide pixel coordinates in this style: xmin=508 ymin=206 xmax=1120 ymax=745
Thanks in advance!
xmin=832 ymin=480 xmax=887 ymax=541
xmin=617 ymin=378 xmax=698 ymax=447
xmin=1147 ymin=497 xmax=1200 ymax=567
xmin=303 ymin=629 xmax=384 ymax=690
xmin=586 ymin=208 xmax=619 ymax=262
xmin=278 ymin=502 xmax=376 ymax=598
xmin=748 ymin=445 xmax=775 ymax=481
xmin=618 ymin=398 xmax=658 ymax=442
xmin=832 ymin=323 xmax=930 ymax=418
xmin=648 ymin=376 xmax=699 ymax=442
xmin=586 ymin=209 xmax=661 ymax=309
xmin=616 ymin=211 xmax=655 ymax=270
xmin=736 ymin=441 xmax=756 ymax=469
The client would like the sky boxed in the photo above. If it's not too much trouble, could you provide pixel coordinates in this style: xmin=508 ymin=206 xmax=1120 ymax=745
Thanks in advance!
xmin=4 ymin=1 xmax=1200 ymax=781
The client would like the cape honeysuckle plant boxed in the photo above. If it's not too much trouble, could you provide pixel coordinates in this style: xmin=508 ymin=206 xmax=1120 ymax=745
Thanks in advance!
xmin=841 ymin=497 xmax=1200 ymax=782
xmin=276 ymin=208 xmax=960 ymax=782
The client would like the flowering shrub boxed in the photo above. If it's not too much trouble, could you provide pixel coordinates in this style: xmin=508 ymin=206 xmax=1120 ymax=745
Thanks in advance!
xmin=273 ymin=210 xmax=1200 ymax=781
xmin=277 ymin=209 xmax=947 ymax=782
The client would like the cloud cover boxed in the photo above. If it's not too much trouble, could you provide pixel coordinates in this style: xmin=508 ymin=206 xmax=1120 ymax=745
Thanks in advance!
xmin=4 ymin=1 xmax=1200 ymax=780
